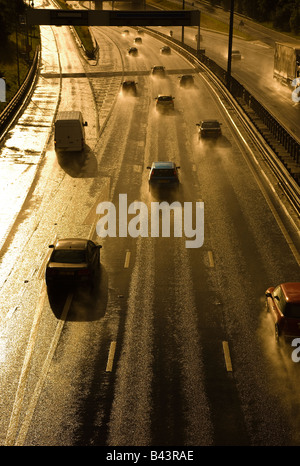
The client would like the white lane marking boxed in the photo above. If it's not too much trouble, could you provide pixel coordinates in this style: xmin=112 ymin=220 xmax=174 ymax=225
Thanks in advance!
xmin=124 ymin=250 xmax=131 ymax=269
xmin=5 ymin=285 xmax=48 ymax=445
xmin=106 ymin=341 xmax=117 ymax=372
xmin=208 ymin=251 xmax=214 ymax=267
xmin=222 ymin=341 xmax=233 ymax=372
xmin=14 ymin=291 xmax=74 ymax=446
xmin=5 ymin=289 xmax=73 ymax=446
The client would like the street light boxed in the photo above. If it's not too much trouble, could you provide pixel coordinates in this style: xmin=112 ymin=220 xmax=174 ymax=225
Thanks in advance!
xmin=14 ymin=0 xmax=20 ymax=87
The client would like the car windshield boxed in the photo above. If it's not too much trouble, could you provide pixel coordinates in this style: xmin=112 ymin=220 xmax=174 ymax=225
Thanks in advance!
xmin=51 ymin=250 xmax=87 ymax=264
xmin=285 ymin=303 xmax=300 ymax=318
xmin=202 ymin=121 xmax=219 ymax=128
xmin=152 ymin=169 xmax=176 ymax=177
xmin=158 ymin=96 xmax=172 ymax=101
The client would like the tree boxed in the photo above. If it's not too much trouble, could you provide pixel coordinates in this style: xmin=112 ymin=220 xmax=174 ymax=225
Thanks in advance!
xmin=257 ymin=0 xmax=276 ymax=21
xmin=0 ymin=0 xmax=25 ymax=44
xmin=273 ymin=0 xmax=294 ymax=31
xmin=290 ymin=0 xmax=300 ymax=34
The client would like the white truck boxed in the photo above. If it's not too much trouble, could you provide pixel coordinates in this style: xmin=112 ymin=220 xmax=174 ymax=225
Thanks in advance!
xmin=54 ymin=111 xmax=88 ymax=152
xmin=273 ymin=42 xmax=300 ymax=86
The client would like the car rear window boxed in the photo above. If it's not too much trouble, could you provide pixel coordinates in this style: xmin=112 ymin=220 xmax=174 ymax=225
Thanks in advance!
xmin=51 ymin=250 xmax=87 ymax=263
xmin=152 ymin=169 xmax=176 ymax=177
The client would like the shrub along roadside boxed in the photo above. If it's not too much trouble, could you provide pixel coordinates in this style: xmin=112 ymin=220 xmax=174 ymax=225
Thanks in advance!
xmin=0 ymin=23 xmax=40 ymax=113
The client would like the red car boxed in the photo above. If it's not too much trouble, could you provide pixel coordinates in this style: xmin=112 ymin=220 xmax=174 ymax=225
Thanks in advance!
xmin=265 ymin=282 xmax=300 ymax=342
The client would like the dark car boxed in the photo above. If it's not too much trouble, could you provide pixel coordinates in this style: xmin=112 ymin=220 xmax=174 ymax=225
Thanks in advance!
xmin=231 ymin=50 xmax=242 ymax=60
xmin=155 ymin=95 xmax=175 ymax=114
xmin=45 ymin=238 xmax=102 ymax=286
xmin=121 ymin=80 xmax=137 ymax=96
xmin=134 ymin=37 xmax=142 ymax=44
xmin=137 ymin=29 xmax=144 ymax=35
xmin=128 ymin=47 xmax=138 ymax=56
xmin=196 ymin=119 xmax=222 ymax=139
xmin=151 ymin=65 xmax=166 ymax=78
xmin=179 ymin=74 xmax=194 ymax=88
xmin=265 ymin=282 xmax=300 ymax=343
xmin=160 ymin=45 xmax=171 ymax=55
xmin=122 ymin=29 xmax=130 ymax=36
xmin=147 ymin=161 xmax=180 ymax=191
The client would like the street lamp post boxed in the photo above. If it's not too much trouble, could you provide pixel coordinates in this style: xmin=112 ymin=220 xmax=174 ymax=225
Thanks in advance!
xmin=181 ymin=0 xmax=185 ymax=44
xmin=15 ymin=0 xmax=20 ymax=87
xmin=227 ymin=0 xmax=234 ymax=89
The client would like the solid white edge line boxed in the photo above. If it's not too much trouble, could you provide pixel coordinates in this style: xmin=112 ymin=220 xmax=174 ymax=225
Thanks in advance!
xmin=106 ymin=341 xmax=117 ymax=372
xmin=222 ymin=341 xmax=233 ymax=372
xmin=5 ymin=285 xmax=48 ymax=446
xmin=15 ymin=291 xmax=74 ymax=446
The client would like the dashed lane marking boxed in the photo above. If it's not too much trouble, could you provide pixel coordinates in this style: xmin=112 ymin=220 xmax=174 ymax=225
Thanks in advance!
xmin=106 ymin=341 xmax=117 ymax=372
xmin=124 ymin=250 xmax=131 ymax=269
xmin=208 ymin=251 xmax=214 ymax=267
xmin=222 ymin=341 xmax=233 ymax=372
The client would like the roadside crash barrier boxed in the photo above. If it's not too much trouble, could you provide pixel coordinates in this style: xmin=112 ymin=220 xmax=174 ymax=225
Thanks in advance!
xmin=0 ymin=46 xmax=40 ymax=142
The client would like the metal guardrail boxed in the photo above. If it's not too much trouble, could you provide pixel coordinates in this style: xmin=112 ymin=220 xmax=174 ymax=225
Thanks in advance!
xmin=228 ymin=77 xmax=300 ymax=164
xmin=0 ymin=46 xmax=40 ymax=141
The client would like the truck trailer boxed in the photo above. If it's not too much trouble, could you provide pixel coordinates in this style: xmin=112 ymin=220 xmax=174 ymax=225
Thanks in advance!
xmin=273 ymin=42 xmax=300 ymax=86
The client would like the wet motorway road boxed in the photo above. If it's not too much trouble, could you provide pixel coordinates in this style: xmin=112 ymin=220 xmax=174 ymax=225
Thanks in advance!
xmin=154 ymin=24 xmax=300 ymax=142
xmin=152 ymin=0 xmax=300 ymax=141
xmin=0 ymin=3 xmax=300 ymax=447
